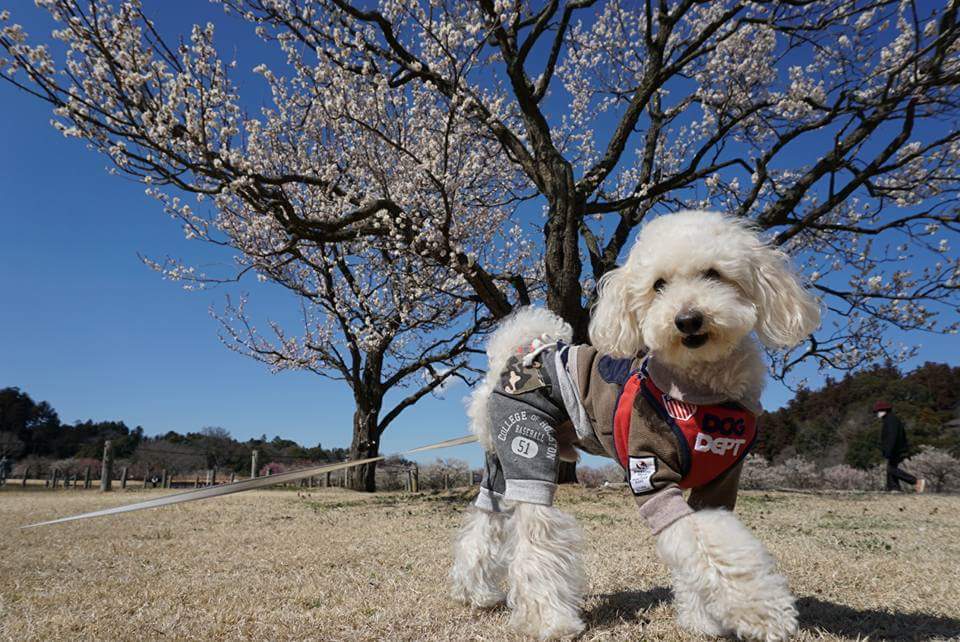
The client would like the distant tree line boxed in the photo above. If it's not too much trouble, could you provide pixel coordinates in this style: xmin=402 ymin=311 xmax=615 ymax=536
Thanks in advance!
xmin=4 ymin=359 xmax=959 ymax=480
xmin=757 ymin=362 xmax=960 ymax=469
xmin=0 ymin=387 xmax=348 ymax=477
xmin=0 ymin=387 xmax=143 ymax=460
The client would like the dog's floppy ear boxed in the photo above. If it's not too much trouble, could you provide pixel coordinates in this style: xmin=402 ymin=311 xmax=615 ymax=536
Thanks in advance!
xmin=750 ymin=245 xmax=820 ymax=348
xmin=589 ymin=266 xmax=645 ymax=357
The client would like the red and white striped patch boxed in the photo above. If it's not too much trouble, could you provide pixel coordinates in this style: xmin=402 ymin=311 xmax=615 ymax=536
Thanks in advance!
xmin=661 ymin=394 xmax=696 ymax=421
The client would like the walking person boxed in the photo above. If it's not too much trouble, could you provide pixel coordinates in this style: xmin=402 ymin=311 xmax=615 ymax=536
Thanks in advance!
xmin=874 ymin=401 xmax=925 ymax=493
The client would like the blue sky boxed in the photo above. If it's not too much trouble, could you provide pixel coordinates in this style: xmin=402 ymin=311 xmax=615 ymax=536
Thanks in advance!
xmin=1 ymin=2 xmax=957 ymax=469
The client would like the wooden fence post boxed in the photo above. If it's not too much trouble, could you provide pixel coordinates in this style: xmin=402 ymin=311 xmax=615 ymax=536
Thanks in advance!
xmin=121 ymin=466 xmax=128 ymax=489
xmin=206 ymin=469 xmax=213 ymax=486
xmin=83 ymin=466 xmax=91 ymax=489
xmin=211 ymin=469 xmax=217 ymax=485
xmin=251 ymin=450 xmax=259 ymax=479
xmin=164 ymin=472 xmax=171 ymax=489
xmin=160 ymin=469 xmax=168 ymax=489
xmin=194 ymin=475 xmax=200 ymax=488
xmin=22 ymin=465 xmax=29 ymax=487
xmin=53 ymin=468 xmax=60 ymax=489
xmin=325 ymin=471 xmax=331 ymax=487
xmin=230 ymin=472 xmax=236 ymax=484
xmin=406 ymin=467 xmax=413 ymax=493
xmin=412 ymin=463 xmax=419 ymax=493
xmin=100 ymin=440 xmax=114 ymax=492
xmin=443 ymin=471 xmax=449 ymax=491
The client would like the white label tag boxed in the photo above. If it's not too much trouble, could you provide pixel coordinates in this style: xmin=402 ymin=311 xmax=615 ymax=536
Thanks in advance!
xmin=511 ymin=436 xmax=539 ymax=459
xmin=628 ymin=456 xmax=657 ymax=494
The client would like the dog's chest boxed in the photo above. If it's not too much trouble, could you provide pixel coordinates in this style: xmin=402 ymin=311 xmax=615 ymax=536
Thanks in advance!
xmin=572 ymin=351 xmax=756 ymax=490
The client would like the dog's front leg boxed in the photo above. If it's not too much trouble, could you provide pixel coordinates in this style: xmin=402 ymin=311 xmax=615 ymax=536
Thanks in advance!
xmin=450 ymin=506 xmax=510 ymax=608
xmin=656 ymin=509 xmax=798 ymax=642
xmin=507 ymin=502 xmax=586 ymax=640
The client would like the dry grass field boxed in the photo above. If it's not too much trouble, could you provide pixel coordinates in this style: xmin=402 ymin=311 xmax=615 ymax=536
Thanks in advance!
xmin=1 ymin=485 xmax=958 ymax=641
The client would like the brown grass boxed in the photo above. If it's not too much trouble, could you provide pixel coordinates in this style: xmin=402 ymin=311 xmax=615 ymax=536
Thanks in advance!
xmin=1 ymin=485 xmax=958 ymax=641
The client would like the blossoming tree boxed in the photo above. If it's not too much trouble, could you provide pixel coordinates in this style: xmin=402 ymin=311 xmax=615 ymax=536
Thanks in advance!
xmin=208 ymin=240 xmax=495 ymax=491
xmin=2 ymin=1 xmax=959 ymax=481
xmin=0 ymin=0 xmax=538 ymax=490
xmin=201 ymin=180 xmax=534 ymax=491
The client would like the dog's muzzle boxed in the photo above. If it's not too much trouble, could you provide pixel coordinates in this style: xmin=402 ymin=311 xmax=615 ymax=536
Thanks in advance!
xmin=676 ymin=310 xmax=708 ymax=348
xmin=681 ymin=333 xmax=709 ymax=348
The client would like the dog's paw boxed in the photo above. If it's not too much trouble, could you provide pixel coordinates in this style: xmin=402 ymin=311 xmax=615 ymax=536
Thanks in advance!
xmin=449 ymin=583 xmax=505 ymax=609
xmin=672 ymin=582 xmax=729 ymax=637
xmin=471 ymin=588 xmax=507 ymax=609
xmin=676 ymin=604 xmax=729 ymax=637
xmin=716 ymin=590 xmax=798 ymax=642
xmin=538 ymin=616 xmax=585 ymax=640
xmin=448 ymin=583 xmax=471 ymax=606
xmin=508 ymin=607 xmax=584 ymax=640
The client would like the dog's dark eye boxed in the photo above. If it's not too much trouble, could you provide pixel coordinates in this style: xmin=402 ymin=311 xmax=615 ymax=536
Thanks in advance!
xmin=653 ymin=278 xmax=666 ymax=293
xmin=704 ymin=268 xmax=721 ymax=280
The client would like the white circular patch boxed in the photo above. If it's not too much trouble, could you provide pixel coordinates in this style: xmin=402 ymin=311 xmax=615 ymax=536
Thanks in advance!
xmin=511 ymin=436 xmax=539 ymax=459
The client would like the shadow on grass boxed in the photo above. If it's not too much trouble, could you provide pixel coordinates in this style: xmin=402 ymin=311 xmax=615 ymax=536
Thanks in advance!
xmin=585 ymin=587 xmax=671 ymax=628
xmin=587 ymin=590 xmax=960 ymax=640
xmin=797 ymin=596 xmax=960 ymax=641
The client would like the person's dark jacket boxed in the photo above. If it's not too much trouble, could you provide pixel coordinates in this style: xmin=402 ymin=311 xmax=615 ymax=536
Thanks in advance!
xmin=881 ymin=412 xmax=909 ymax=461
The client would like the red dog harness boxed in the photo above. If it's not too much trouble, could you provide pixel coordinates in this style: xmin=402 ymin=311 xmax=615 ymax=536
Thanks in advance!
xmin=613 ymin=361 xmax=757 ymax=489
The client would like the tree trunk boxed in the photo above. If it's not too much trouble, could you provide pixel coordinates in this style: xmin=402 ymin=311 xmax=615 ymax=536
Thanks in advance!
xmin=545 ymin=180 xmax=588 ymax=482
xmin=544 ymin=174 xmax=590 ymax=343
xmin=557 ymin=460 xmax=578 ymax=484
xmin=347 ymin=405 xmax=381 ymax=492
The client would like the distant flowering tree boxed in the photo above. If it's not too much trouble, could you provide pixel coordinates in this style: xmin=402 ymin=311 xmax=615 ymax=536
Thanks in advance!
xmin=260 ymin=461 xmax=287 ymax=476
xmin=821 ymin=464 xmax=876 ymax=491
xmin=904 ymin=445 xmax=960 ymax=492
xmin=210 ymin=241 xmax=500 ymax=491
xmin=134 ymin=439 xmax=204 ymax=477
xmin=51 ymin=457 xmax=101 ymax=478
xmin=2 ymin=1 xmax=960 ymax=482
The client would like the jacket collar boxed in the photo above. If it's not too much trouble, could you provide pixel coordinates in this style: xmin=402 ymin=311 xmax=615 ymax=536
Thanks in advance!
xmin=643 ymin=355 xmax=761 ymax=415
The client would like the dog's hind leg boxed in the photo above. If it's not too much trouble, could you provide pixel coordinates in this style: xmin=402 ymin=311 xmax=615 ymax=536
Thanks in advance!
xmin=506 ymin=503 xmax=586 ymax=640
xmin=656 ymin=509 xmax=798 ymax=642
xmin=450 ymin=505 xmax=510 ymax=608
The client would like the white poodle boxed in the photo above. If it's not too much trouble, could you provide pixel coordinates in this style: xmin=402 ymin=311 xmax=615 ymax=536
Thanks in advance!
xmin=450 ymin=210 xmax=820 ymax=640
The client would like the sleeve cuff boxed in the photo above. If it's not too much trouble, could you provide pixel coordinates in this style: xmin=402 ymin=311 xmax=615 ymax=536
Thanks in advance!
xmin=637 ymin=487 xmax=694 ymax=535
xmin=504 ymin=479 xmax=557 ymax=506
xmin=475 ymin=486 xmax=512 ymax=512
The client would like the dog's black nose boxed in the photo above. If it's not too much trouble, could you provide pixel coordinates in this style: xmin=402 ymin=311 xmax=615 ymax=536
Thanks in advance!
xmin=675 ymin=310 xmax=704 ymax=334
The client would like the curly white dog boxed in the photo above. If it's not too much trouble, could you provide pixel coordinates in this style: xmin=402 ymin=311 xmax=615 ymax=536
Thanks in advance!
xmin=450 ymin=210 xmax=820 ymax=640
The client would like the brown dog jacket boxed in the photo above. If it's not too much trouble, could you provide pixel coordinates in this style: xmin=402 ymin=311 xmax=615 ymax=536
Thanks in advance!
xmin=476 ymin=343 xmax=760 ymax=534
